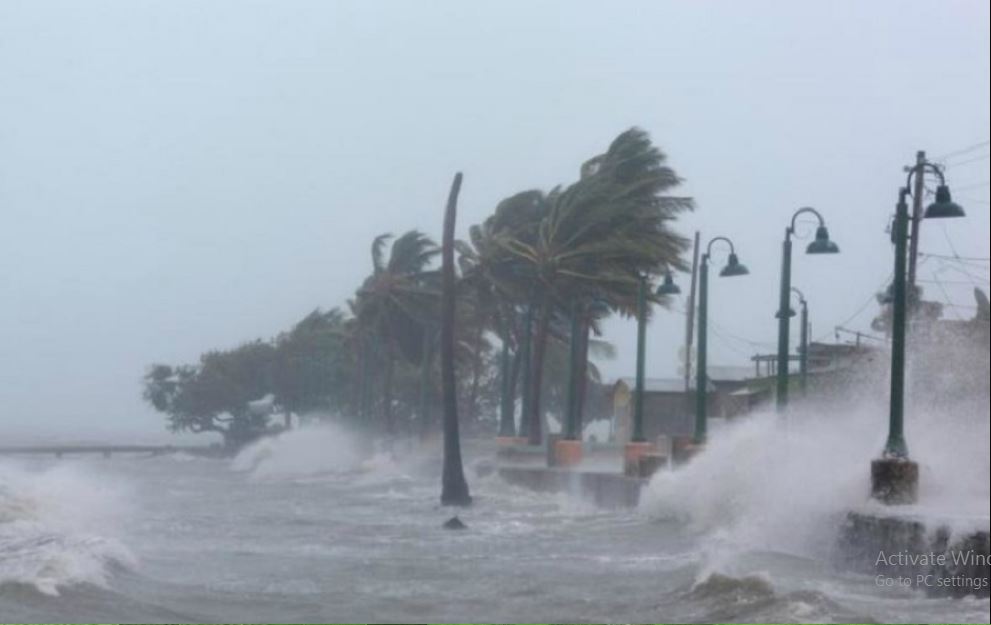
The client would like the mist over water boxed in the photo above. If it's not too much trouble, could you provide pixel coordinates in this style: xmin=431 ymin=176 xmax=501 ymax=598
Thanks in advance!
xmin=1 ymin=406 xmax=987 ymax=622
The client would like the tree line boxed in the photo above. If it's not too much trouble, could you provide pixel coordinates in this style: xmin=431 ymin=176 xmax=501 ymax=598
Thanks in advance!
xmin=142 ymin=128 xmax=693 ymax=451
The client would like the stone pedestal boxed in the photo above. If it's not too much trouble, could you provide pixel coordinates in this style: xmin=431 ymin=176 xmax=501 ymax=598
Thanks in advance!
xmin=553 ymin=439 xmax=583 ymax=468
xmin=671 ymin=437 xmax=703 ymax=465
xmin=871 ymin=457 xmax=919 ymax=505
xmin=637 ymin=452 xmax=666 ymax=478
xmin=623 ymin=441 xmax=656 ymax=477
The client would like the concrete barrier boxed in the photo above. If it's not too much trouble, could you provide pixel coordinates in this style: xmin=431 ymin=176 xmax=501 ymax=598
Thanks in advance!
xmin=837 ymin=510 xmax=990 ymax=598
xmin=497 ymin=466 xmax=645 ymax=509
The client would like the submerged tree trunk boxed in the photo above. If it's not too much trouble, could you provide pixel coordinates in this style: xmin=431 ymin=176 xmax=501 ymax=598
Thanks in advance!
xmin=527 ymin=292 xmax=552 ymax=446
xmin=440 ymin=172 xmax=471 ymax=507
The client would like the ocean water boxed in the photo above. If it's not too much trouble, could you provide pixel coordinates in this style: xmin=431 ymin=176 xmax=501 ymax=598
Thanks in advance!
xmin=2 ymin=419 xmax=988 ymax=624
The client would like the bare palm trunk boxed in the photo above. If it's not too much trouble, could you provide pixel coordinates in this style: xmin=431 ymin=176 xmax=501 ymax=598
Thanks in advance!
xmin=527 ymin=292 xmax=552 ymax=446
xmin=466 ymin=317 xmax=484 ymax=426
xmin=575 ymin=315 xmax=591 ymax=439
xmin=440 ymin=172 xmax=471 ymax=507
xmin=418 ymin=328 xmax=434 ymax=440
xmin=383 ymin=339 xmax=396 ymax=438
xmin=497 ymin=338 xmax=515 ymax=437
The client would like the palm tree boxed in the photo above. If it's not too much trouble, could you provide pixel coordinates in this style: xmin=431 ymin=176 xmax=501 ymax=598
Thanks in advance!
xmin=352 ymin=231 xmax=440 ymax=437
xmin=457 ymin=191 xmax=549 ymax=439
xmin=501 ymin=128 xmax=693 ymax=444
xmin=440 ymin=172 xmax=471 ymax=507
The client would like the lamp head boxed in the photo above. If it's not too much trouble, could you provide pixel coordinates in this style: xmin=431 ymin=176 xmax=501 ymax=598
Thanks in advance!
xmin=720 ymin=253 xmax=750 ymax=277
xmin=924 ymin=185 xmax=965 ymax=219
xmin=806 ymin=225 xmax=839 ymax=254
xmin=655 ymin=272 xmax=681 ymax=296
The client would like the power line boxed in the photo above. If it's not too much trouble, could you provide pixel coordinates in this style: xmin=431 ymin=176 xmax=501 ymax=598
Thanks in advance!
xmin=917 ymin=252 xmax=990 ymax=263
xmin=953 ymin=180 xmax=990 ymax=192
xmin=933 ymin=140 xmax=990 ymax=162
xmin=945 ymin=153 xmax=990 ymax=167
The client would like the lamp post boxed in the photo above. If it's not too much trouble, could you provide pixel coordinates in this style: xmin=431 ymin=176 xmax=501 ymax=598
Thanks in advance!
xmin=871 ymin=172 xmax=964 ymax=504
xmin=695 ymin=237 xmax=749 ymax=445
xmin=622 ymin=271 xmax=681 ymax=476
xmin=775 ymin=208 xmax=839 ymax=411
xmin=790 ymin=287 xmax=809 ymax=397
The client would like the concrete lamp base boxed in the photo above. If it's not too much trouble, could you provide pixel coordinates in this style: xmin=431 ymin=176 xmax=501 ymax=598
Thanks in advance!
xmin=623 ymin=441 xmax=656 ymax=477
xmin=553 ymin=439 xmax=583 ymax=468
xmin=636 ymin=452 xmax=667 ymax=479
xmin=871 ymin=457 xmax=919 ymax=505
xmin=671 ymin=438 xmax=704 ymax=466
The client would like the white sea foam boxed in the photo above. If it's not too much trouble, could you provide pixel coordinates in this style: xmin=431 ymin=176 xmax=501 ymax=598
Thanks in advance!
xmin=231 ymin=423 xmax=370 ymax=480
xmin=640 ymin=395 xmax=990 ymax=563
xmin=0 ymin=460 xmax=136 ymax=595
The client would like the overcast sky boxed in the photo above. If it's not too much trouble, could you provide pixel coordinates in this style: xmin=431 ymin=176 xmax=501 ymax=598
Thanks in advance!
xmin=2 ymin=1 xmax=988 ymax=442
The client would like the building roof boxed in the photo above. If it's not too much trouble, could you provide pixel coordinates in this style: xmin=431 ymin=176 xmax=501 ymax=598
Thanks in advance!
xmin=614 ymin=377 xmax=716 ymax=393
xmin=706 ymin=365 xmax=753 ymax=382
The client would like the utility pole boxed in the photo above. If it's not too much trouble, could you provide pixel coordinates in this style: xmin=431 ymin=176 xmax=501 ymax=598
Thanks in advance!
xmin=907 ymin=150 xmax=926 ymax=292
xmin=683 ymin=231 xmax=701 ymax=399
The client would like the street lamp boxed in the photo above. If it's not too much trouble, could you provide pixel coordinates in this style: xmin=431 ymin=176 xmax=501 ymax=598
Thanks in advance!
xmin=776 ymin=208 xmax=839 ymax=411
xmin=621 ymin=271 xmax=683 ymax=476
xmin=872 ymin=177 xmax=964 ymax=504
xmin=790 ymin=287 xmax=809 ymax=397
xmin=695 ymin=237 xmax=749 ymax=445
xmin=630 ymin=271 xmax=683 ymax=444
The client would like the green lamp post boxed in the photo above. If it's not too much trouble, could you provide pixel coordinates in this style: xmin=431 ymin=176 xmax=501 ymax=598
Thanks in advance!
xmin=872 ymin=167 xmax=964 ymax=504
xmin=775 ymin=208 xmax=839 ymax=411
xmin=695 ymin=237 xmax=749 ymax=445
xmin=791 ymin=287 xmax=809 ymax=397
xmin=629 ymin=271 xmax=683 ymax=444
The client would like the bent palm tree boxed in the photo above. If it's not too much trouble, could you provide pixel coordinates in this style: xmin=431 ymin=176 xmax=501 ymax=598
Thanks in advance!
xmin=440 ymin=172 xmax=472 ymax=507
xmin=352 ymin=230 xmax=439 ymax=437
xmin=502 ymin=128 xmax=693 ymax=444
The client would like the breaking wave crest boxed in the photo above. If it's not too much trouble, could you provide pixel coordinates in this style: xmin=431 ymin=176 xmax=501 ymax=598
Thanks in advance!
xmin=641 ymin=397 xmax=990 ymax=560
xmin=231 ymin=423 xmax=383 ymax=480
xmin=0 ymin=461 xmax=136 ymax=596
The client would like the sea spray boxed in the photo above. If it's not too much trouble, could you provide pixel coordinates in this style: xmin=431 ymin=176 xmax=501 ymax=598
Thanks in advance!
xmin=640 ymin=394 xmax=990 ymax=567
xmin=230 ymin=423 xmax=365 ymax=479
xmin=0 ymin=460 xmax=136 ymax=595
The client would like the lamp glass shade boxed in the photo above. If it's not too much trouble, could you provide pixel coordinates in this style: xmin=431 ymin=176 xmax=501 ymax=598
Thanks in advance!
xmin=720 ymin=253 xmax=750 ymax=277
xmin=806 ymin=225 xmax=839 ymax=254
xmin=656 ymin=272 xmax=681 ymax=296
xmin=924 ymin=185 xmax=965 ymax=219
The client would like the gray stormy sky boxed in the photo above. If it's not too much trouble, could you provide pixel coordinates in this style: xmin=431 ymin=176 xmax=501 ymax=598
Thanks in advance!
xmin=1 ymin=1 xmax=989 ymax=443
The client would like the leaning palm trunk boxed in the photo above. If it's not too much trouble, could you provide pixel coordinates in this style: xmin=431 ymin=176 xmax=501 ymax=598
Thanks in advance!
xmin=383 ymin=338 xmax=396 ymax=438
xmin=418 ymin=329 xmax=434 ymax=440
xmin=576 ymin=316 xmax=591 ymax=435
xmin=440 ymin=172 xmax=471 ymax=507
xmin=518 ymin=303 xmax=534 ymax=440
xmin=527 ymin=292 xmax=552 ymax=446
xmin=497 ymin=338 xmax=515 ymax=437
xmin=466 ymin=316 xmax=485 ymax=425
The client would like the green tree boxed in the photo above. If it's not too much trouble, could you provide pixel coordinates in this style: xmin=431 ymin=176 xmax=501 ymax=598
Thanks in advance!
xmin=352 ymin=230 xmax=440 ymax=437
xmin=502 ymin=128 xmax=692 ymax=444
xmin=143 ymin=341 xmax=279 ymax=449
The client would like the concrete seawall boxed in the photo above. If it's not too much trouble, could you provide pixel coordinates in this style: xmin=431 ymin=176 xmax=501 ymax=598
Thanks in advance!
xmin=837 ymin=510 xmax=990 ymax=598
xmin=497 ymin=466 xmax=646 ymax=509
